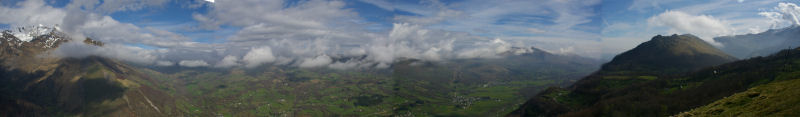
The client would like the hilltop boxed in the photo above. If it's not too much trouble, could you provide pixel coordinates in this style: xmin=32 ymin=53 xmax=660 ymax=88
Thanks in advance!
xmin=510 ymin=34 xmax=747 ymax=116
xmin=601 ymin=34 xmax=736 ymax=75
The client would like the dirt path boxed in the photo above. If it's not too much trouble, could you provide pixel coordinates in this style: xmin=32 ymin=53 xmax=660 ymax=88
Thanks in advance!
xmin=138 ymin=89 xmax=162 ymax=114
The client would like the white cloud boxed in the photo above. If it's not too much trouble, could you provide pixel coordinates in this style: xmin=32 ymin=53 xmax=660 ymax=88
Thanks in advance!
xmin=223 ymin=22 xmax=517 ymax=69
xmin=557 ymin=46 xmax=576 ymax=54
xmin=760 ymin=2 xmax=800 ymax=28
xmin=647 ymin=10 xmax=730 ymax=46
xmin=155 ymin=60 xmax=175 ymax=66
xmin=298 ymin=55 xmax=332 ymax=68
xmin=456 ymin=38 xmax=511 ymax=59
xmin=0 ymin=0 xmax=66 ymax=25
xmin=53 ymin=41 xmax=159 ymax=65
xmin=365 ymin=23 xmax=459 ymax=65
xmin=328 ymin=60 xmax=361 ymax=70
xmin=242 ymin=46 xmax=276 ymax=68
xmin=214 ymin=55 xmax=239 ymax=68
xmin=179 ymin=60 xmax=210 ymax=67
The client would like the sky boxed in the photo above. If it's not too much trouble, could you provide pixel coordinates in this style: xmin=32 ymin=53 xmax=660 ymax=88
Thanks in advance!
xmin=0 ymin=0 xmax=799 ymax=69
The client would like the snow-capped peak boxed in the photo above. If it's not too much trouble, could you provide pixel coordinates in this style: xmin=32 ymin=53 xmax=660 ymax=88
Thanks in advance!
xmin=1 ymin=24 xmax=68 ymax=49
xmin=10 ymin=24 xmax=59 ymax=42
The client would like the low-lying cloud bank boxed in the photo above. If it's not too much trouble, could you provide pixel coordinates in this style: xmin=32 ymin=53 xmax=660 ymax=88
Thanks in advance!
xmin=53 ymin=41 xmax=161 ymax=65
xmin=183 ymin=23 xmax=516 ymax=69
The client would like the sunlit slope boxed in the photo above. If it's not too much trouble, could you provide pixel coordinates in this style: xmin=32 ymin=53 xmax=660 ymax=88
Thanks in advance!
xmin=676 ymin=78 xmax=800 ymax=116
xmin=0 ymin=56 xmax=182 ymax=116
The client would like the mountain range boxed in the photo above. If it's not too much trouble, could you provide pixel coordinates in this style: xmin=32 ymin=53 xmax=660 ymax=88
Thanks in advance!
xmin=715 ymin=25 xmax=800 ymax=58
xmin=3 ymin=24 xmax=800 ymax=116
xmin=0 ymin=26 xmax=603 ymax=116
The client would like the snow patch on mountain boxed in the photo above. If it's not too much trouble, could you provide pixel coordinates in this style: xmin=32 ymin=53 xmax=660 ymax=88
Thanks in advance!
xmin=9 ymin=24 xmax=57 ymax=42
xmin=2 ymin=24 xmax=67 ymax=49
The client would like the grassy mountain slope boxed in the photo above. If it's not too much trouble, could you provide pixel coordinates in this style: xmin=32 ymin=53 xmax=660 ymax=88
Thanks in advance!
xmin=0 ymin=56 xmax=183 ymax=116
xmin=560 ymin=48 xmax=800 ymax=116
xmin=573 ymin=34 xmax=736 ymax=98
xmin=601 ymin=34 xmax=736 ymax=74
xmin=676 ymin=78 xmax=800 ymax=116
xmin=509 ymin=34 xmax=745 ymax=116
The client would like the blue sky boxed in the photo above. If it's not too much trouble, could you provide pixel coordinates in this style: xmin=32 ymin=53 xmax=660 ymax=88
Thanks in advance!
xmin=2 ymin=0 xmax=602 ymax=50
xmin=96 ymin=0 xmax=601 ymax=44
xmin=1 ymin=0 xmax=798 ymax=68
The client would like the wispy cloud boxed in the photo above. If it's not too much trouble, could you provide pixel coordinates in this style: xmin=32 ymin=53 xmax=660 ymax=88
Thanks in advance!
xmin=179 ymin=60 xmax=210 ymax=67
